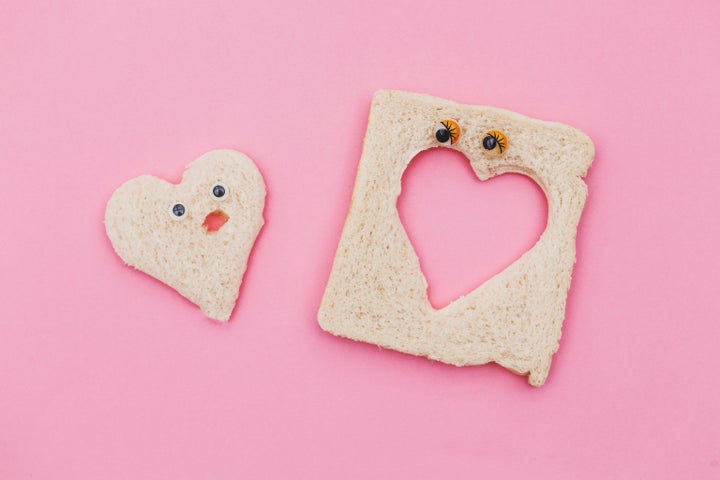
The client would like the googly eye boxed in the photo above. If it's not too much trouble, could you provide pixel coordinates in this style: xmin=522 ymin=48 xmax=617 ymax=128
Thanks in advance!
xmin=435 ymin=120 xmax=460 ymax=145
xmin=171 ymin=203 xmax=187 ymax=219
xmin=212 ymin=183 xmax=227 ymax=200
xmin=482 ymin=130 xmax=508 ymax=153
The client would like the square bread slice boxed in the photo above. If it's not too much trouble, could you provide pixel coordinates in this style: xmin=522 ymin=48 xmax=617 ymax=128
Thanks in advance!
xmin=318 ymin=90 xmax=594 ymax=386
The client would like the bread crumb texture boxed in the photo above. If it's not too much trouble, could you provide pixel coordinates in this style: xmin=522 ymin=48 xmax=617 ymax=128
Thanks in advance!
xmin=105 ymin=149 xmax=266 ymax=322
xmin=318 ymin=91 xmax=594 ymax=386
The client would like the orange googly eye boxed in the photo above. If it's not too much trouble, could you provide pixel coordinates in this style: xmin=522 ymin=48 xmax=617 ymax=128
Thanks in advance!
xmin=482 ymin=130 xmax=508 ymax=153
xmin=435 ymin=120 xmax=460 ymax=145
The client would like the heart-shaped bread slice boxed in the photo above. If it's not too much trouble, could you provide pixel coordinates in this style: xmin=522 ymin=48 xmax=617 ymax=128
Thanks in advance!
xmin=105 ymin=149 xmax=265 ymax=321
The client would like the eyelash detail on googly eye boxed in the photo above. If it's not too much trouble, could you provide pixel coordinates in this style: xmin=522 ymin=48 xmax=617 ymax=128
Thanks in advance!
xmin=482 ymin=130 xmax=508 ymax=153
xmin=435 ymin=120 xmax=460 ymax=145
xmin=171 ymin=202 xmax=187 ymax=219
xmin=212 ymin=183 xmax=227 ymax=200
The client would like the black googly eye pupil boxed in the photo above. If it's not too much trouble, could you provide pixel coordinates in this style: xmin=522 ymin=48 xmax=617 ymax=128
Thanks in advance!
xmin=436 ymin=128 xmax=451 ymax=143
xmin=483 ymin=135 xmax=497 ymax=150
xmin=172 ymin=203 xmax=185 ymax=217
xmin=213 ymin=185 xmax=226 ymax=198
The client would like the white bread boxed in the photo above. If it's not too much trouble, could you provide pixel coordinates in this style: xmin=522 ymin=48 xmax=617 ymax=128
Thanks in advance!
xmin=318 ymin=90 xmax=594 ymax=386
xmin=105 ymin=149 xmax=265 ymax=322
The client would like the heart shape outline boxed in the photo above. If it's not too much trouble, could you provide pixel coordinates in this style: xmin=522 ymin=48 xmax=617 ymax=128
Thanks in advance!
xmin=397 ymin=148 xmax=548 ymax=310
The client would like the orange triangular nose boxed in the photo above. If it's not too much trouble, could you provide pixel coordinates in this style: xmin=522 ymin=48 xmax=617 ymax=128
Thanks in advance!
xmin=203 ymin=210 xmax=229 ymax=232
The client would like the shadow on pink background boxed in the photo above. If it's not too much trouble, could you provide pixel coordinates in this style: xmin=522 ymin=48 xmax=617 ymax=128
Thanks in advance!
xmin=1 ymin=1 xmax=718 ymax=478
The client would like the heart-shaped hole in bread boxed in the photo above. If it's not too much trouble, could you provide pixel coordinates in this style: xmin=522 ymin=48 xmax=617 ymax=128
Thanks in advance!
xmin=398 ymin=147 xmax=548 ymax=309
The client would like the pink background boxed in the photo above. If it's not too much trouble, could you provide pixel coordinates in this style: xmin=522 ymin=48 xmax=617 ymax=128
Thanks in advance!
xmin=1 ymin=1 xmax=719 ymax=478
